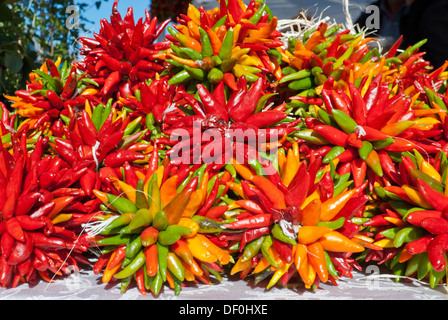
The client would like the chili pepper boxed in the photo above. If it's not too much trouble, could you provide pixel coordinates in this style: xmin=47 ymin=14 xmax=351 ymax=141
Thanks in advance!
xmin=104 ymin=150 xmax=145 ymax=168
xmin=428 ymin=233 xmax=448 ymax=272
xmin=250 ymin=175 xmax=286 ymax=210
xmin=313 ymin=125 xmax=348 ymax=147
xmin=394 ymin=226 xmax=425 ymax=248
xmin=406 ymin=210 xmax=443 ymax=226
xmin=241 ymin=235 xmax=266 ymax=262
xmin=308 ymin=242 xmax=328 ymax=283
xmin=298 ymin=226 xmax=332 ymax=244
xmin=417 ymin=178 xmax=448 ymax=211
xmin=421 ymin=217 xmax=448 ymax=235
xmin=273 ymin=238 xmax=293 ymax=263
xmin=406 ymin=234 xmax=434 ymax=255
xmin=222 ymin=214 xmax=272 ymax=230
xmin=319 ymin=231 xmax=364 ymax=252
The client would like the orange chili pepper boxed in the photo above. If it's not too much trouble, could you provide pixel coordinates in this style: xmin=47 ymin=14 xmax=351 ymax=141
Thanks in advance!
xmin=319 ymin=231 xmax=365 ymax=252
xmin=144 ymin=244 xmax=158 ymax=276
xmin=307 ymin=242 xmax=328 ymax=283
xmin=250 ymin=175 xmax=286 ymax=210
xmin=301 ymin=198 xmax=322 ymax=226
xmin=160 ymin=175 xmax=178 ymax=207
xmin=320 ymin=189 xmax=356 ymax=221
xmin=297 ymin=226 xmax=332 ymax=245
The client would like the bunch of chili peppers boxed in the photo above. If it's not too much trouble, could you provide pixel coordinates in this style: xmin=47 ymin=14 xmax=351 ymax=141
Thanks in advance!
xmin=2 ymin=0 xmax=448 ymax=296
xmin=90 ymin=163 xmax=233 ymax=295
xmin=162 ymin=0 xmax=283 ymax=89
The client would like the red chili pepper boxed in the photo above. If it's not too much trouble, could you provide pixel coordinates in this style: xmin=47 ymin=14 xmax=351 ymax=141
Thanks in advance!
xmin=273 ymin=238 xmax=293 ymax=263
xmin=421 ymin=217 xmax=448 ymax=235
xmin=313 ymin=125 xmax=348 ymax=147
xmin=196 ymin=84 xmax=228 ymax=122
xmin=428 ymin=233 xmax=448 ymax=271
xmin=406 ymin=234 xmax=434 ymax=255
xmin=222 ymin=214 xmax=272 ymax=230
xmin=245 ymin=111 xmax=287 ymax=128
xmin=406 ymin=210 xmax=443 ymax=226
xmin=228 ymin=77 xmax=264 ymax=122
xmin=239 ymin=227 xmax=271 ymax=251
xmin=7 ymin=232 xmax=33 ymax=266
xmin=103 ymin=150 xmax=145 ymax=167
xmin=417 ymin=179 xmax=448 ymax=211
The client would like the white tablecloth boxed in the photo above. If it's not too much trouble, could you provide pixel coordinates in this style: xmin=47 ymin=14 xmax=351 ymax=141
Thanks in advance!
xmin=1 ymin=264 xmax=447 ymax=300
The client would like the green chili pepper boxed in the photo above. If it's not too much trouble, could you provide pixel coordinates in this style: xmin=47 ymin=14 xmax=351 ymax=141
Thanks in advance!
xmin=153 ymin=210 xmax=168 ymax=231
xmin=404 ymin=254 xmax=420 ymax=277
xmin=170 ymin=270 xmax=183 ymax=295
xmin=120 ymin=277 xmax=132 ymax=294
xmin=371 ymin=137 xmax=395 ymax=150
xmin=333 ymin=180 xmax=353 ymax=196
xmin=409 ymin=168 xmax=445 ymax=193
xmin=429 ymin=267 xmax=445 ymax=288
xmin=417 ymin=252 xmax=431 ymax=280
xmin=358 ymin=141 xmax=373 ymax=161
xmin=208 ymin=67 xmax=224 ymax=84
xmin=168 ymin=70 xmax=191 ymax=85
xmin=128 ymin=208 xmax=153 ymax=231
xmin=393 ymin=226 xmax=425 ymax=248
xmin=202 ymin=263 xmax=223 ymax=281
xmin=324 ymin=251 xmax=339 ymax=278
xmin=279 ymin=69 xmax=311 ymax=84
xmin=150 ymin=270 xmax=164 ymax=295
xmin=212 ymin=15 xmax=227 ymax=30
xmin=249 ymin=2 xmax=266 ymax=24
xmin=294 ymin=129 xmax=329 ymax=145
xmin=317 ymin=217 xmax=345 ymax=229
xmin=272 ymin=224 xmax=297 ymax=245
xmin=391 ymin=262 xmax=406 ymax=283
xmin=193 ymin=216 xmax=224 ymax=233
xmin=135 ymin=180 xmax=149 ymax=209
xmin=261 ymin=235 xmax=279 ymax=268
xmin=184 ymin=65 xmax=206 ymax=80
xmin=91 ymin=104 xmax=104 ymax=131
xmin=323 ymin=146 xmax=345 ymax=164
xmin=331 ymin=109 xmax=358 ymax=134
xmin=379 ymin=227 xmax=402 ymax=240
xmin=113 ymin=250 xmax=146 ymax=279
xmin=219 ymin=27 xmax=234 ymax=60
xmin=107 ymin=194 xmax=138 ymax=215
xmin=398 ymin=39 xmax=428 ymax=60
xmin=242 ymin=236 xmax=265 ymax=262
xmin=288 ymin=77 xmax=313 ymax=91
xmin=125 ymin=235 xmax=143 ymax=259
xmin=224 ymin=164 xmax=237 ymax=180
xmin=333 ymin=44 xmax=354 ymax=68
xmin=156 ymin=242 xmax=169 ymax=281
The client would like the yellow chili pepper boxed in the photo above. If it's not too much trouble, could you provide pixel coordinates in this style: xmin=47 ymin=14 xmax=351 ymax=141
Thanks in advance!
xmin=197 ymin=234 xmax=231 ymax=265
xmin=181 ymin=189 xmax=205 ymax=218
xmin=281 ymin=148 xmax=300 ymax=187
xmin=421 ymin=160 xmax=442 ymax=182
xmin=402 ymin=185 xmax=433 ymax=209
xmin=185 ymin=235 xmax=218 ymax=263
xmin=230 ymin=255 xmax=253 ymax=276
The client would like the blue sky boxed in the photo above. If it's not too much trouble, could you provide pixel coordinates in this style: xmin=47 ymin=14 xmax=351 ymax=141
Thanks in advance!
xmin=78 ymin=0 xmax=152 ymax=36
xmin=77 ymin=0 xmax=370 ymax=38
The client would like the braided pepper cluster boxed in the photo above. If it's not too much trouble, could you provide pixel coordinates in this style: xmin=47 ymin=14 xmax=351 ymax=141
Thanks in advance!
xmin=1 ymin=0 xmax=448 ymax=295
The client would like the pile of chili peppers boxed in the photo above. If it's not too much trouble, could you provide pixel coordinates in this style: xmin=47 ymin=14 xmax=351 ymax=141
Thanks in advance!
xmin=2 ymin=0 xmax=448 ymax=296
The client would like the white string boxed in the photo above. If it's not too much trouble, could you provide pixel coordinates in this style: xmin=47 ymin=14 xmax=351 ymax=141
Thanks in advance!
xmin=356 ymin=274 xmax=448 ymax=291
xmin=91 ymin=140 xmax=101 ymax=170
